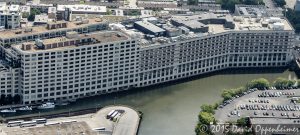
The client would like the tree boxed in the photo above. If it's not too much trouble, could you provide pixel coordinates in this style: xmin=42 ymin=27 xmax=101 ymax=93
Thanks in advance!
xmin=201 ymin=104 xmax=215 ymax=114
xmin=246 ymin=78 xmax=270 ymax=89
xmin=273 ymin=77 xmax=295 ymax=88
xmin=236 ymin=117 xmax=247 ymax=126
xmin=28 ymin=8 xmax=41 ymax=21
xmin=221 ymin=87 xmax=246 ymax=100
xmin=286 ymin=8 xmax=300 ymax=33
xmin=22 ymin=12 xmax=30 ymax=18
xmin=106 ymin=9 xmax=113 ymax=15
xmin=198 ymin=112 xmax=215 ymax=125
xmin=273 ymin=0 xmax=286 ymax=7
xmin=222 ymin=89 xmax=234 ymax=100
xmin=13 ymin=94 xmax=21 ymax=104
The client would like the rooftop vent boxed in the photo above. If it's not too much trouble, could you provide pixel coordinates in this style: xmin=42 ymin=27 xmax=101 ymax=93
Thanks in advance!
xmin=15 ymin=30 xmax=22 ymax=34
xmin=24 ymin=28 xmax=32 ymax=33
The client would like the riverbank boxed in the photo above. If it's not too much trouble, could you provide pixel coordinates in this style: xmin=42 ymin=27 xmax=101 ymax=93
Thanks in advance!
xmin=0 ymin=105 xmax=141 ymax=135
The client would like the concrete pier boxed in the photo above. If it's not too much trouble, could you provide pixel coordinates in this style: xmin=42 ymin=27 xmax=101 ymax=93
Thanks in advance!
xmin=0 ymin=105 xmax=141 ymax=135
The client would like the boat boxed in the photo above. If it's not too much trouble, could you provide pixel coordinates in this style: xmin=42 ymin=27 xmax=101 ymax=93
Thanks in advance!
xmin=37 ymin=102 xmax=55 ymax=109
xmin=55 ymin=101 xmax=70 ymax=106
xmin=68 ymin=99 xmax=76 ymax=103
xmin=17 ymin=106 xmax=32 ymax=111
xmin=0 ymin=108 xmax=16 ymax=113
xmin=57 ymin=102 xmax=69 ymax=106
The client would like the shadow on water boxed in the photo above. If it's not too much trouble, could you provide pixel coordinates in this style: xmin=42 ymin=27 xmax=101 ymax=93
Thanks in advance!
xmin=0 ymin=67 xmax=291 ymax=119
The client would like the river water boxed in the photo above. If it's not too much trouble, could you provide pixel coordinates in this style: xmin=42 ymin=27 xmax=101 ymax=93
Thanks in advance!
xmin=3 ymin=68 xmax=298 ymax=135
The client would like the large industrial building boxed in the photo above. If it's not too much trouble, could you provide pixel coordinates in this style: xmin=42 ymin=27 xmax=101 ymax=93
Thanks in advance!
xmin=0 ymin=13 xmax=295 ymax=104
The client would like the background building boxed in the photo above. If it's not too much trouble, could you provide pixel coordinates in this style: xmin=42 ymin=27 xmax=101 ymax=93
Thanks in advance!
xmin=0 ymin=3 xmax=20 ymax=29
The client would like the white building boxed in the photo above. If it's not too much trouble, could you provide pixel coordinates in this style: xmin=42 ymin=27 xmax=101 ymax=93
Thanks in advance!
xmin=10 ymin=31 xmax=139 ymax=104
xmin=0 ymin=14 xmax=295 ymax=104
xmin=137 ymin=1 xmax=177 ymax=10
xmin=20 ymin=6 xmax=30 ymax=15
xmin=0 ymin=3 xmax=21 ymax=29
xmin=57 ymin=5 xmax=107 ymax=14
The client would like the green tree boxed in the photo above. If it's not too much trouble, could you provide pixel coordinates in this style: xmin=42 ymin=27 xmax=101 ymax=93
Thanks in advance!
xmin=22 ymin=12 xmax=30 ymax=18
xmin=201 ymin=104 xmax=215 ymax=114
xmin=198 ymin=112 xmax=215 ymax=125
xmin=286 ymin=9 xmax=300 ymax=33
xmin=28 ymin=8 xmax=41 ymax=21
xmin=273 ymin=77 xmax=295 ymax=88
xmin=236 ymin=117 xmax=247 ymax=126
xmin=246 ymin=78 xmax=270 ymax=89
xmin=222 ymin=89 xmax=234 ymax=100
xmin=106 ymin=9 xmax=113 ymax=15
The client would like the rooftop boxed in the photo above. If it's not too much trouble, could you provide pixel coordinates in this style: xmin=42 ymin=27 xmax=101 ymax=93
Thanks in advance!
xmin=57 ymin=5 xmax=106 ymax=13
xmin=20 ymin=5 xmax=30 ymax=13
xmin=170 ymin=13 xmax=293 ymax=34
xmin=134 ymin=21 xmax=165 ymax=33
xmin=0 ymin=18 xmax=106 ymax=39
xmin=13 ymin=31 xmax=129 ymax=53
xmin=48 ymin=7 xmax=56 ymax=13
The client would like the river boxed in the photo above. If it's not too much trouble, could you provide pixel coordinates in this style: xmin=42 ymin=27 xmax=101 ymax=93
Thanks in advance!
xmin=2 ymin=68 xmax=298 ymax=135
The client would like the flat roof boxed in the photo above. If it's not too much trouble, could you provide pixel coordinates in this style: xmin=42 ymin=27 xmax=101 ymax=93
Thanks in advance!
xmin=135 ymin=21 xmax=165 ymax=33
xmin=0 ymin=18 xmax=106 ymax=39
xmin=57 ymin=5 xmax=106 ymax=13
xmin=171 ymin=14 xmax=293 ymax=34
xmin=20 ymin=6 xmax=30 ymax=13
xmin=13 ymin=31 xmax=129 ymax=53
xmin=48 ymin=7 xmax=56 ymax=13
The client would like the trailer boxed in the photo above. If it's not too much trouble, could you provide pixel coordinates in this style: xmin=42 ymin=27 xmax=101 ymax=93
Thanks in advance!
xmin=110 ymin=111 xmax=119 ymax=120
xmin=106 ymin=110 xmax=116 ymax=119
xmin=20 ymin=121 xmax=37 ymax=128
xmin=32 ymin=118 xmax=47 ymax=124
xmin=7 ymin=120 xmax=24 ymax=127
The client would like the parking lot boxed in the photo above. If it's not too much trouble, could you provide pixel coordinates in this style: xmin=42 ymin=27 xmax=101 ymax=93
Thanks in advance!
xmin=215 ymin=88 xmax=300 ymax=123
